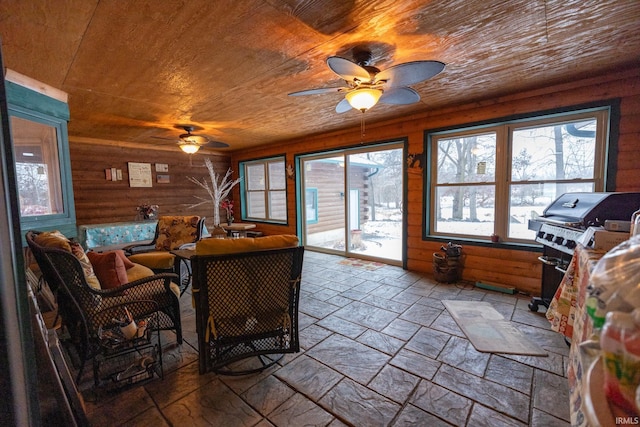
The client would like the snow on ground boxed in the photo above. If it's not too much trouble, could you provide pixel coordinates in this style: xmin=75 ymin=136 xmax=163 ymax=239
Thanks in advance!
xmin=315 ymin=204 xmax=544 ymax=262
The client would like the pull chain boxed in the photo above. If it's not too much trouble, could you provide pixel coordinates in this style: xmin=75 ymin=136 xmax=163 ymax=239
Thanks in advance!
xmin=360 ymin=109 xmax=366 ymax=141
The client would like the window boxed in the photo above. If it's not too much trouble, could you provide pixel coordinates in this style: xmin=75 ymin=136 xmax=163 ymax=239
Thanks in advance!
xmin=11 ymin=116 xmax=64 ymax=217
xmin=240 ymin=157 xmax=287 ymax=222
xmin=427 ymin=108 xmax=610 ymax=242
xmin=305 ymin=188 xmax=318 ymax=224
xmin=6 ymin=78 xmax=76 ymax=243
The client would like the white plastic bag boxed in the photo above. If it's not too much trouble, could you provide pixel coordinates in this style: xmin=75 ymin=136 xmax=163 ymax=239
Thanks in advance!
xmin=586 ymin=234 xmax=640 ymax=329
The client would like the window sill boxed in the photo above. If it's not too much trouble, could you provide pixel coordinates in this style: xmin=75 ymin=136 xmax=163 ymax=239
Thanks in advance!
xmin=423 ymin=235 xmax=542 ymax=252
xmin=242 ymin=219 xmax=288 ymax=226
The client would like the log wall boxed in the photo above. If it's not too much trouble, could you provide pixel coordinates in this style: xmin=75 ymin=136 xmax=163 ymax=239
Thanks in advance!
xmin=230 ymin=67 xmax=640 ymax=296
xmin=69 ymin=138 xmax=231 ymax=232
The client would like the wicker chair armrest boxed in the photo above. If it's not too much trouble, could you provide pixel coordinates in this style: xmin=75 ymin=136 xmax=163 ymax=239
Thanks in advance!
xmin=123 ymin=241 xmax=157 ymax=255
xmin=95 ymin=273 xmax=178 ymax=298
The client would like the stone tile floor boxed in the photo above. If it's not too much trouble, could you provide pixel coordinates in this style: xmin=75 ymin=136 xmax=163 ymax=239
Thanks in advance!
xmin=81 ymin=251 xmax=570 ymax=426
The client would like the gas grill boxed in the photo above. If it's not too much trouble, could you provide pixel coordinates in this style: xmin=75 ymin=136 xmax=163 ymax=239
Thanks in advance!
xmin=527 ymin=192 xmax=640 ymax=311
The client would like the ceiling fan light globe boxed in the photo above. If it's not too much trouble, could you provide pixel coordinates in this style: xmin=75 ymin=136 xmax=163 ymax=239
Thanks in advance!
xmin=180 ymin=142 xmax=200 ymax=154
xmin=345 ymin=88 xmax=382 ymax=111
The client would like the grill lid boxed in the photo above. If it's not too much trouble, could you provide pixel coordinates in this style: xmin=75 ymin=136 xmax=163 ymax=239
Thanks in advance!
xmin=540 ymin=192 xmax=640 ymax=228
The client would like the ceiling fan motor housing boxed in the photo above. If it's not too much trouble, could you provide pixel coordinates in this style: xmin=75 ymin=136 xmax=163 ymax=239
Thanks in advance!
xmin=352 ymin=48 xmax=373 ymax=66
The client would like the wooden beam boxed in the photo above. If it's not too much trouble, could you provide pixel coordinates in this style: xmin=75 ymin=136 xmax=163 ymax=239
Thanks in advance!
xmin=4 ymin=68 xmax=68 ymax=103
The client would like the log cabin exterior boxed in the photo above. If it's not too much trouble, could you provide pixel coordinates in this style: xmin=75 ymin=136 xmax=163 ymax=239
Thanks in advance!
xmin=303 ymin=157 xmax=374 ymax=241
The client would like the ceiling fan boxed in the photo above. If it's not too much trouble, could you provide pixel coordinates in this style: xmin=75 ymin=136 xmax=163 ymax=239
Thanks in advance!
xmin=154 ymin=125 xmax=229 ymax=154
xmin=288 ymin=48 xmax=445 ymax=114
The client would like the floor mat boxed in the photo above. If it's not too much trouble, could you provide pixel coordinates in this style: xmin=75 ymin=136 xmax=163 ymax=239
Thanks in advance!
xmin=443 ymin=300 xmax=547 ymax=356
xmin=338 ymin=257 xmax=386 ymax=271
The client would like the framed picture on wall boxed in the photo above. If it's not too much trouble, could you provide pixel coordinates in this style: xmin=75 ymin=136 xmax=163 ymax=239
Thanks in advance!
xmin=128 ymin=162 xmax=152 ymax=187
xmin=157 ymin=174 xmax=170 ymax=184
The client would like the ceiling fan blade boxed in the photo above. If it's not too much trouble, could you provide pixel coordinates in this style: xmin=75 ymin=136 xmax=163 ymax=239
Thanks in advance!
xmin=182 ymin=134 xmax=209 ymax=144
xmin=375 ymin=61 xmax=445 ymax=88
xmin=335 ymin=98 xmax=352 ymax=113
xmin=288 ymin=87 xmax=348 ymax=96
xmin=327 ymin=56 xmax=371 ymax=83
xmin=203 ymin=140 xmax=229 ymax=148
xmin=379 ymin=87 xmax=421 ymax=105
xmin=151 ymin=135 xmax=176 ymax=141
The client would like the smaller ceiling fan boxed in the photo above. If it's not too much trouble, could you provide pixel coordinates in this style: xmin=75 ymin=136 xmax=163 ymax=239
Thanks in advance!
xmin=288 ymin=49 xmax=445 ymax=114
xmin=175 ymin=125 xmax=229 ymax=153
xmin=154 ymin=125 xmax=229 ymax=154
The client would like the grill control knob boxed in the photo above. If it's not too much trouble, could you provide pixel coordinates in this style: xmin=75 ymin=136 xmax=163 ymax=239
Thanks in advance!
xmin=566 ymin=240 xmax=577 ymax=249
xmin=554 ymin=236 xmax=565 ymax=245
xmin=545 ymin=233 xmax=555 ymax=241
xmin=537 ymin=231 xmax=545 ymax=239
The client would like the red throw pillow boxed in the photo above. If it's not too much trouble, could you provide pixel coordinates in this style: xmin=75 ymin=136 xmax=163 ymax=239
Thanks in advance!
xmin=87 ymin=251 xmax=129 ymax=290
xmin=113 ymin=249 xmax=136 ymax=269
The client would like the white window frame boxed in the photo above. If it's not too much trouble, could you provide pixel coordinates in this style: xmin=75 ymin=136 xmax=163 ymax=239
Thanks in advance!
xmin=426 ymin=107 xmax=610 ymax=243
xmin=240 ymin=156 xmax=287 ymax=223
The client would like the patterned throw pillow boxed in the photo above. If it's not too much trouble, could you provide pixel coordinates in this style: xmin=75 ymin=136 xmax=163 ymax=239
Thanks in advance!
xmin=34 ymin=230 xmax=72 ymax=252
xmin=35 ymin=231 xmax=101 ymax=290
xmin=155 ymin=216 xmax=201 ymax=250
xmin=69 ymin=242 xmax=101 ymax=290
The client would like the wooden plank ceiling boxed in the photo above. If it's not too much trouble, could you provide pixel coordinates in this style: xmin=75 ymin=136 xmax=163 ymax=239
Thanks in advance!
xmin=1 ymin=0 xmax=639 ymax=151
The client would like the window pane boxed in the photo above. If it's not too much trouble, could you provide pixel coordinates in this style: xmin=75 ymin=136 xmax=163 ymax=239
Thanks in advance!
xmin=269 ymin=190 xmax=287 ymax=220
xmin=434 ymin=185 xmax=495 ymax=236
xmin=247 ymin=191 xmax=266 ymax=217
xmin=268 ymin=161 xmax=286 ymax=190
xmin=429 ymin=109 xmax=607 ymax=243
xmin=436 ymin=133 xmax=496 ymax=184
xmin=511 ymin=119 xmax=596 ymax=182
xmin=11 ymin=116 xmax=63 ymax=217
xmin=306 ymin=188 xmax=318 ymax=222
xmin=246 ymin=164 xmax=265 ymax=190
xmin=242 ymin=156 xmax=287 ymax=222
xmin=508 ymin=182 xmax=595 ymax=239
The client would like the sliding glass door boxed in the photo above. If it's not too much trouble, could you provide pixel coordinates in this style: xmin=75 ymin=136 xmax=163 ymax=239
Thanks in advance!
xmin=302 ymin=155 xmax=346 ymax=251
xmin=300 ymin=143 xmax=404 ymax=264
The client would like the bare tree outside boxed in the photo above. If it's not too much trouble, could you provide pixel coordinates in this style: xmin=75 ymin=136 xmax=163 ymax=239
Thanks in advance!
xmin=432 ymin=115 xmax=600 ymax=240
xmin=16 ymin=163 xmax=51 ymax=215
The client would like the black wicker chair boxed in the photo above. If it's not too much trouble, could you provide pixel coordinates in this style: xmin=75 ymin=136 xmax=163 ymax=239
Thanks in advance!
xmin=125 ymin=215 xmax=206 ymax=295
xmin=191 ymin=245 xmax=304 ymax=375
xmin=26 ymin=230 xmax=182 ymax=382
